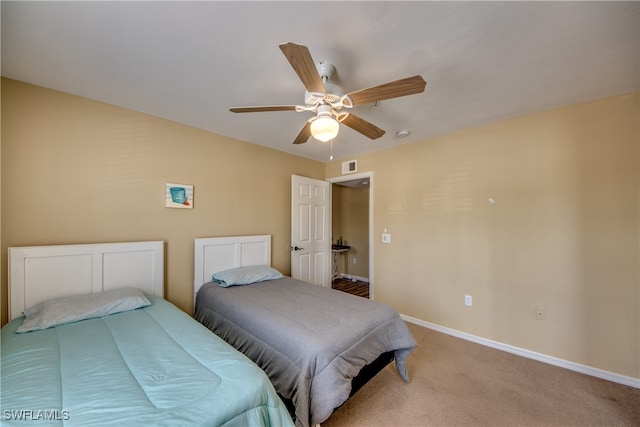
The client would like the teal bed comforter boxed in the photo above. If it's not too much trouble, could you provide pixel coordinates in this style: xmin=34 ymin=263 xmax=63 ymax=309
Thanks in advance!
xmin=1 ymin=296 xmax=293 ymax=427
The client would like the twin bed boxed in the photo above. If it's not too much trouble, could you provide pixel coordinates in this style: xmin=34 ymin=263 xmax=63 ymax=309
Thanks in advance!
xmin=193 ymin=235 xmax=417 ymax=427
xmin=2 ymin=236 xmax=416 ymax=427
xmin=2 ymin=241 xmax=292 ymax=427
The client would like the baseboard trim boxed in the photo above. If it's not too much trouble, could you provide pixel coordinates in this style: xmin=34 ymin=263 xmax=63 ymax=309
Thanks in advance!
xmin=339 ymin=274 xmax=369 ymax=283
xmin=401 ymin=314 xmax=640 ymax=389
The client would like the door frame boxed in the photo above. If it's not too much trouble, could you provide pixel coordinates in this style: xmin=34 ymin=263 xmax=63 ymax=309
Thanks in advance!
xmin=327 ymin=171 xmax=374 ymax=299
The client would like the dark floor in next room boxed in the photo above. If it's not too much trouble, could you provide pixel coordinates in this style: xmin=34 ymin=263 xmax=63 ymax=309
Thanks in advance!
xmin=332 ymin=278 xmax=369 ymax=299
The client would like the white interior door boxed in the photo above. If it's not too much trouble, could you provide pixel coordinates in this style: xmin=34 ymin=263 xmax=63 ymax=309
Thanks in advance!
xmin=291 ymin=175 xmax=330 ymax=287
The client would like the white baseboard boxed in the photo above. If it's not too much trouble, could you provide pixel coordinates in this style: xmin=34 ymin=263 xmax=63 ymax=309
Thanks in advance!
xmin=339 ymin=274 xmax=369 ymax=283
xmin=401 ymin=314 xmax=640 ymax=389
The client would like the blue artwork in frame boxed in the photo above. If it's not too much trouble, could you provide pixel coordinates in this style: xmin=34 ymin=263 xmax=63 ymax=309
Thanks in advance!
xmin=165 ymin=183 xmax=193 ymax=209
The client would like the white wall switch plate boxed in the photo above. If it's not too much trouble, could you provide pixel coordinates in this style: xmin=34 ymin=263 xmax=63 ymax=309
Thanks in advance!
xmin=382 ymin=233 xmax=391 ymax=243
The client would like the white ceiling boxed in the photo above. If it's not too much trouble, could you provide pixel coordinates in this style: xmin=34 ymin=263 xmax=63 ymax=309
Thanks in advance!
xmin=2 ymin=1 xmax=638 ymax=162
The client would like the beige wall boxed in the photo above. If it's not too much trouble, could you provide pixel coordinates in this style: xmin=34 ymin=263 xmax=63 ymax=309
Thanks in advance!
xmin=0 ymin=78 xmax=324 ymax=325
xmin=327 ymin=92 xmax=639 ymax=380
xmin=332 ymin=184 xmax=369 ymax=278
xmin=2 ymin=78 xmax=638 ymax=381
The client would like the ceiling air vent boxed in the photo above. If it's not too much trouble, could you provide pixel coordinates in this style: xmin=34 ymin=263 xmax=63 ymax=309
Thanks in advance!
xmin=342 ymin=160 xmax=357 ymax=174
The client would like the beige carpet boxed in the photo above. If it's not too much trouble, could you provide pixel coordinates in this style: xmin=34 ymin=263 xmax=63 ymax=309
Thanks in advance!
xmin=323 ymin=322 xmax=640 ymax=427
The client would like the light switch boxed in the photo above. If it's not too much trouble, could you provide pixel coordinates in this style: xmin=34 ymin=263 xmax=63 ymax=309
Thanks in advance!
xmin=382 ymin=233 xmax=391 ymax=243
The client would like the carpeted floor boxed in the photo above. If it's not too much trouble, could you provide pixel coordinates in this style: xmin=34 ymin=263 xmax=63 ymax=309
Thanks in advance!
xmin=322 ymin=322 xmax=640 ymax=427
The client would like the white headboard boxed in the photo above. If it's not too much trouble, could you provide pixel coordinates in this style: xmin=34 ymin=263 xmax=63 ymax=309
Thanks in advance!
xmin=194 ymin=235 xmax=271 ymax=299
xmin=9 ymin=241 xmax=164 ymax=320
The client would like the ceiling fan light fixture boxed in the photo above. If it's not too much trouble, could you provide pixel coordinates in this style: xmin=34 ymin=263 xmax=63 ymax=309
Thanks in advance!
xmin=310 ymin=105 xmax=339 ymax=142
xmin=310 ymin=116 xmax=339 ymax=142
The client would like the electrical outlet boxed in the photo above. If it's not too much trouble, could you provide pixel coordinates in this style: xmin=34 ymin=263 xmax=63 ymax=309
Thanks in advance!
xmin=464 ymin=295 xmax=472 ymax=307
xmin=352 ymin=258 xmax=357 ymax=264
xmin=535 ymin=307 xmax=546 ymax=321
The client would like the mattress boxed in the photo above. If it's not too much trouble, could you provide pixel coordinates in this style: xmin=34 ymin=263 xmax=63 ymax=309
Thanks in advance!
xmin=1 ymin=296 xmax=293 ymax=427
xmin=194 ymin=277 xmax=417 ymax=427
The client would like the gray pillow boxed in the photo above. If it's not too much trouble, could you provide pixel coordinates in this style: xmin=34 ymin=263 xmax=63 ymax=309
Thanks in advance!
xmin=212 ymin=265 xmax=283 ymax=287
xmin=17 ymin=287 xmax=151 ymax=333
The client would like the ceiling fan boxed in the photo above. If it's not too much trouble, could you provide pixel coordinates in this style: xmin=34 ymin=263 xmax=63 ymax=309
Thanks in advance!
xmin=230 ymin=42 xmax=427 ymax=145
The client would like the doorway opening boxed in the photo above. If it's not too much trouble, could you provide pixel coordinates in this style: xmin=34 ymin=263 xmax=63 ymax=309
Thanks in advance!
xmin=328 ymin=172 xmax=373 ymax=299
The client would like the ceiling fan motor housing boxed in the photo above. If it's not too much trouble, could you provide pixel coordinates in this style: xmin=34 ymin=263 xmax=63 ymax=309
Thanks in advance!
xmin=304 ymin=62 xmax=343 ymax=107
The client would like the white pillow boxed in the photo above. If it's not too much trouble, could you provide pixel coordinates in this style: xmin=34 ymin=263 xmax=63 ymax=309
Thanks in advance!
xmin=17 ymin=287 xmax=151 ymax=333
xmin=212 ymin=265 xmax=283 ymax=287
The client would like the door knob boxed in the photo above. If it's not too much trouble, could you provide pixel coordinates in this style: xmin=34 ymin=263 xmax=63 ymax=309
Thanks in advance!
xmin=291 ymin=246 xmax=304 ymax=251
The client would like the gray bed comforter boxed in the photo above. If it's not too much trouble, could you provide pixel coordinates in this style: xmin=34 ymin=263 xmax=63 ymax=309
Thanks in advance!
xmin=194 ymin=277 xmax=417 ymax=427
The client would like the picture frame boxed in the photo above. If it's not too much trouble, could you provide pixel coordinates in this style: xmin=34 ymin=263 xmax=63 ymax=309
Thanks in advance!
xmin=165 ymin=183 xmax=193 ymax=209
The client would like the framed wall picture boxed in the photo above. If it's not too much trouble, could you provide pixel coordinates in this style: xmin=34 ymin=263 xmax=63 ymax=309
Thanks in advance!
xmin=165 ymin=183 xmax=193 ymax=209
